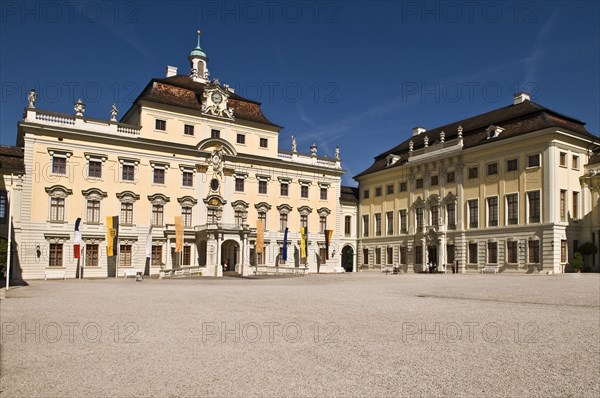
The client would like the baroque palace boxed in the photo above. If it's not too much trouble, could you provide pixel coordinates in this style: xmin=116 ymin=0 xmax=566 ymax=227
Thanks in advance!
xmin=1 ymin=33 xmax=599 ymax=280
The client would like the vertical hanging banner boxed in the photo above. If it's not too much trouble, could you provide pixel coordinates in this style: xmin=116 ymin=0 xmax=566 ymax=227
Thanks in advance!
xmin=325 ymin=229 xmax=333 ymax=260
xmin=145 ymin=225 xmax=153 ymax=258
xmin=73 ymin=217 xmax=82 ymax=259
xmin=106 ymin=216 xmax=119 ymax=257
xmin=175 ymin=216 xmax=183 ymax=253
xmin=256 ymin=220 xmax=264 ymax=253
xmin=300 ymin=226 xmax=307 ymax=259
xmin=282 ymin=227 xmax=288 ymax=262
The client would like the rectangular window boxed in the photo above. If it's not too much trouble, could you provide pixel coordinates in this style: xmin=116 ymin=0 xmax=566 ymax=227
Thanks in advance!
xmin=446 ymin=171 xmax=455 ymax=183
xmin=119 ymin=245 xmax=132 ymax=267
xmin=363 ymin=249 xmax=369 ymax=265
xmin=431 ymin=205 xmax=439 ymax=226
xmin=363 ymin=189 xmax=370 ymax=199
xmin=184 ymin=124 xmax=194 ymax=136
xmin=152 ymin=204 xmax=164 ymax=226
xmin=506 ymin=194 xmax=518 ymax=225
xmin=469 ymin=243 xmax=478 ymax=264
xmin=280 ymin=183 xmax=289 ymax=196
xmin=572 ymin=155 xmax=579 ymax=169
xmin=487 ymin=197 xmax=498 ymax=227
xmin=386 ymin=184 xmax=394 ymax=195
xmin=386 ymin=211 xmax=394 ymax=235
xmin=415 ymin=246 xmax=423 ymax=265
xmin=528 ymin=191 xmax=540 ymax=223
xmin=416 ymin=179 xmax=423 ymax=189
xmin=52 ymin=157 xmax=66 ymax=174
xmin=235 ymin=178 xmax=245 ymax=192
xmin=507 ymin=158 xmax=518 ymax=172
xmin=121 ymin=203 xmax=133 ymax=225
xmin=236 ymin=134 xmax=245 ymax=144
xmin=280 ymin=213 xmax=288 ymax=232
xmin=85 ymin=244 xmax=99 ymax=267
xmin=560 ymin=190 xmax=567 ymax=221
xmin=559 ymin=152 xmax=567 ymax=167
xmin=0 ymin=191 xmax=6 ymax=221
xmin=211 ymin=129 xmax=220 ymax=139
xmin=447 ymin=203 xmax=456 ymax=229
xmin=488 ymin=242 xmax=498 ymax=263
xmin=87 ymin=200 xmax=100 ymax=223
xmin=319 ymin=215 xmax=327 ymax=233
xmin=151 ymin=246 xmax=162 ymax=266
xmin=300 ymin=214 xmax=308 ymax=229
xmin=260 ymin=138 xmax=268 ymax=148
xmin=155 ymin=119 xmax=166 ymax=131
xmin=468 ymin=167 xmax=478 ymax=179
xmin=399 ymin=210 xmax=407 ymax=233
xmin=507 ymin=241 xmax=518 ymax=263
xmin=362 ymin=215 xmax=369 ymax=237
xmin=234 ymin=210 xmax=245 ymax=226
xmin=400 ymin=247 xmax=407 ymax=265
xmin=182 ymin=171 xmax=194 ymax=187
xmin=88 ymin=160 xmax=102 ymax=178
xmin=560 ymin=240 xmax=567 ymax=263
xmin=182 ymin=246 xmax=191 ymax=266
xmin=122 ymin=164 xmax=135 ymax=181
xmin=416 ymin=207 xmax=424 ymax=230
xmin=399 ymin=182 xmax=407 ymax=192
xmin=386 ymin=247 xmax=393 ymax=265
xmin=50 ymin=197 xmax=65 ymax=221
xmin=375 ymin=248 xmax=381 ymax=265
xmin=527 ymin=154 xmax=540 ymax=168
xmin=49 ymin=243 xmax=63 ymax=267
xmin=320 ymin=187 xmax=328 ymax=200
xmin=258 ymin=180 xmax=267 ymax=194
xmin=374 ymin=213 xmax=381 ymax=236
xmin=207 ymin=209 xmax=218 ymax=224
xmin=344 ymin=216 xmax=351 ymax=236
xmin=430 ymin=175 xmax=438 ymax=186
xmin=375 ymin=187 xmax=382 ymax=197
xmin=301 ymin=185 xmax=309 ymax=198
xmin=258 ymin=212 xmax=267 ymax=231
xmin=573 ymin=191 xmax=579 ymax=219
xmin=468 ymin=200 xmax=478 ymax=228
xmin=153 ymin=168 xmax=165 ymax=184
xmin=528 ymin=240 xmax=540 ymax=263
xmin=182 ymin=207 xmax=192 ymax=227
xmin=487 ymin=163 xmax=498 ymax=176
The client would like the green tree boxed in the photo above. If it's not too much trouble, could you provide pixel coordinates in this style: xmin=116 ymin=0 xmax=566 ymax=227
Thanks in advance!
xmin=578 ymin=242 xmax=598 ymax=271
xmin=571 ymin=252 xmax=585 ymax=272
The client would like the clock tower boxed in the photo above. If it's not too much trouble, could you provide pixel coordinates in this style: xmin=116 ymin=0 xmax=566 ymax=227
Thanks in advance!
xmin=189 ymin=30 xmax=209 ymax=84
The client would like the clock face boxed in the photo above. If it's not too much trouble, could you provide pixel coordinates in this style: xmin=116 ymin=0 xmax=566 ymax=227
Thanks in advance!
xmin=211 ymin=92 xmax=223 ymax=105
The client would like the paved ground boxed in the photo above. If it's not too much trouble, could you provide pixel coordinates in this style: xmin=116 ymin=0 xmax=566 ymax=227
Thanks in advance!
xmin=1 ymin=273 xmax=599 ymax=398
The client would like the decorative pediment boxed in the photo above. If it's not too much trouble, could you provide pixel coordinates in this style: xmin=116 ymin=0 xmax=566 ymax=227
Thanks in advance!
xmin=231 ymin=200 xmax=249 ymax=210
xmin=444 ymin=191 xmax=457 ymax=204
xmin=277 ymin=204 xmax=293 ymax=214
xmin=148 ymin=193 xmax=170 ymax=205
xmin=413 ymin=196 xmax=424 ymax=208
xmin=254 ymin=202 xmax=272 ymax=212
xmin=428 ymin=194 xmax=440 ymax=205
xmin=201 ymin=84 xmax=235 ymax=119
xmin=178 ymin=196 xmax=198 ymax=208
xmin=116 ymin=191 xmax=140 ymax=203
xmin=45 ymin=185 xmax=73 ymax=198
xmin=297 ymin=206 xmax=313 ymax=216
xmin=196 ymin=138 xmax=237 ymax=156
xmin=317 ymin=207 xmax=331 ymax=216
xmin=82 ymin=188 xmax=108 ymax=201
xmin=204 ymin=194 xmax=226 ymax=208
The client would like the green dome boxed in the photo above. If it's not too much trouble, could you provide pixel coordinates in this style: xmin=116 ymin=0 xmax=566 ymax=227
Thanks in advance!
xmin=189 ymin=30 xmax=207 ymax=59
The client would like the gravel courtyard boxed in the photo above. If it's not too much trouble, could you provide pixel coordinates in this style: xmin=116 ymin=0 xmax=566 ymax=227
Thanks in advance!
xmin=1 ymin=273 xmax=599 ymax=398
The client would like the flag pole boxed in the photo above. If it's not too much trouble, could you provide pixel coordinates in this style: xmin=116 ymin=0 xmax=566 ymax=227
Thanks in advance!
xmin=5 ymin=187 xmax=13 ymax=290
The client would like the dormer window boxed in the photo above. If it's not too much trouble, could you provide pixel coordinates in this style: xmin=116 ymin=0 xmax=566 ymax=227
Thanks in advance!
xmin=485 ymin=125 xmax=505 ymax=139
xmin=386 ymin=154 xmax=400 ymax=167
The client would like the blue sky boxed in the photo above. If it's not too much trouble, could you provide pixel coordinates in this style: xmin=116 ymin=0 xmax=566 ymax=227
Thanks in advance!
xmin=1 ymin=1 xmax=599 ymax=185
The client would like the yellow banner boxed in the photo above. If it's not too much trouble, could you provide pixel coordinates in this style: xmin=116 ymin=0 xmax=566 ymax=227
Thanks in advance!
xmin=106 ymin=216 xmax=115 ymax=256
xmin=300 ymin=227 xmax=306 ymax=258
xmin=175 ymin=216 xmax=183 ymax=253
xmin=256 ymin=220 xmax=264 ymax=253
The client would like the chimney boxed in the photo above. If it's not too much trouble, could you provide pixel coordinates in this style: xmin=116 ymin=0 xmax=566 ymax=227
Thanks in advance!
xmin=166 ymin=65 xmax=178 ymax=78
xmin=412 ymin=126 xmax=426 ymax=136
xmin=513 ymin=92 xmax=530 ymax=105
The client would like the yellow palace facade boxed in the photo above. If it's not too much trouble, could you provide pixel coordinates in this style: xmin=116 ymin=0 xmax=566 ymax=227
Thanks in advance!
xmin=354 ymin=93 xmax=600 ymax=273
xmin=6 ymin=33 xmax=346 ymax=279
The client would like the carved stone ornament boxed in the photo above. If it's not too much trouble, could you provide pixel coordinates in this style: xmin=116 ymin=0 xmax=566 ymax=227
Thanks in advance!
xmin=201 ymin=85 xmax=234 ymax=119
xmin=28 ymin=89 xmax=38 ymax=108
xmin=74 ymin=99 xmax=85 ymax=116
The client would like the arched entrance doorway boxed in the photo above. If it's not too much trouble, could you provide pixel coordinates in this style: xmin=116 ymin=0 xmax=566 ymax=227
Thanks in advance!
xmin=341 ymin=245 xmax=354 ymax=272
xmin=221 ymin=240 xmax=240 ymax=273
